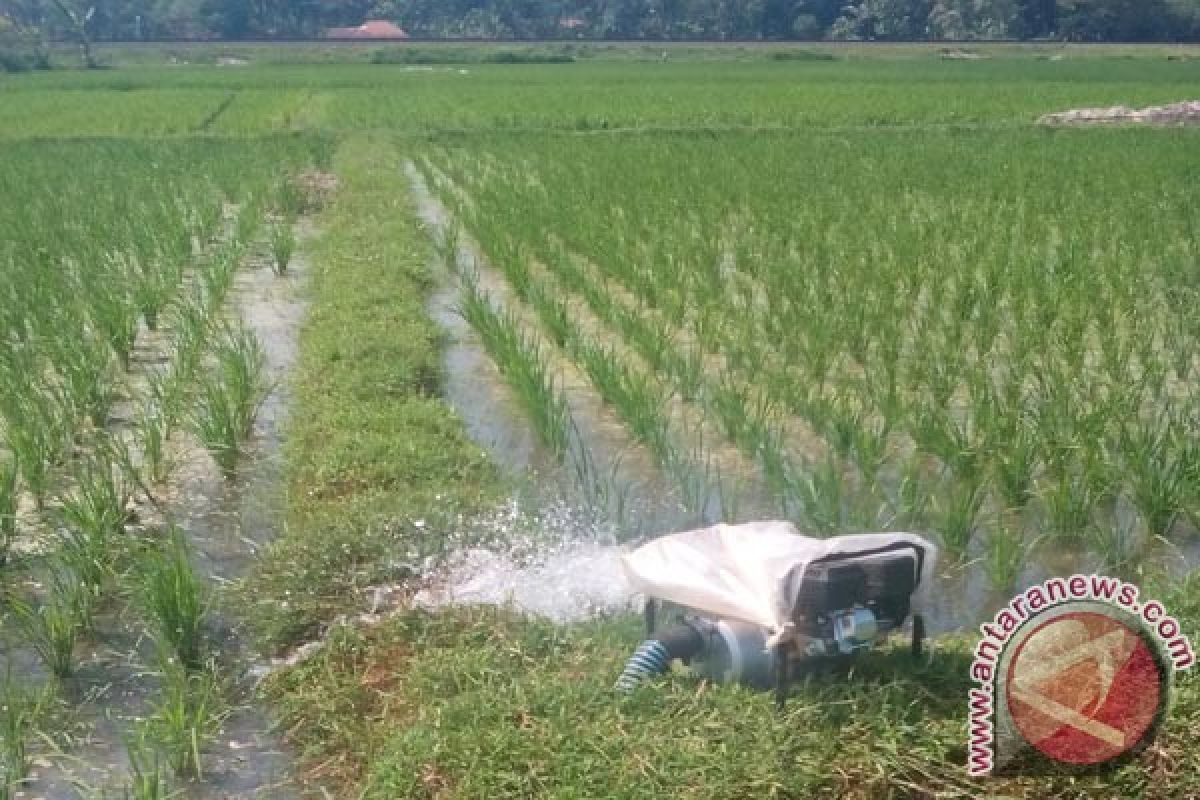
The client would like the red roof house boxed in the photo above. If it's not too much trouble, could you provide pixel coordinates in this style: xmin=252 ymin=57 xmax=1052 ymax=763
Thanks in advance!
xmin=326 ymin=20 xmax=409 ymax=39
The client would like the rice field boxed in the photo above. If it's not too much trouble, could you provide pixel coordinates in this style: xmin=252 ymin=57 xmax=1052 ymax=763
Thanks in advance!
xmin=1 ymin=44 xmax=1198 ymax=798
xmin=417 ymin=127 xmax=1200 ymax=579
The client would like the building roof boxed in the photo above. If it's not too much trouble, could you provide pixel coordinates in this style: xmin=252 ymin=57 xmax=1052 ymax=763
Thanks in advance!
xmin=326 ymin=20 xmax=409 ymax=39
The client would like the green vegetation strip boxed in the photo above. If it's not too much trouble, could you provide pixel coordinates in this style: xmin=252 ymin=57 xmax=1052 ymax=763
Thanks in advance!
xmin=244 ymin=134 xmax=498 ymax=652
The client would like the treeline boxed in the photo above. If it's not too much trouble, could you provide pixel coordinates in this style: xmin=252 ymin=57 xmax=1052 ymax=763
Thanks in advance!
xmin=2 ymin=0 xmax=1200 ymax=64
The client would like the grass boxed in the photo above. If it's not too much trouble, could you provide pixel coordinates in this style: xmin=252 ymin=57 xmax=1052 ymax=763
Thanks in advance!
xmin=264 ymin=598 xmax=1199 ymax=799
xmin=242 ymin=135 xmax=499 ymax=652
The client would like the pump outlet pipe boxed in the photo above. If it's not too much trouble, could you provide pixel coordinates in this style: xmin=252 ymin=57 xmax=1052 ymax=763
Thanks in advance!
xmin=614 ymin=623 xmax=705 ymax=692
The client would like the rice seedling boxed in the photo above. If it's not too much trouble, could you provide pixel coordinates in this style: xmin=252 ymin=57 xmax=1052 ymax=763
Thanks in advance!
xmin=235 ymin=199 xmax=263 ymax=248
xmin=0 ymin=671 xmax=34 ymax=794
xmin=1122 ymin=420 xmax=1191 ymax=538
xmin=1089 ymin=515 xmax=1138 ymax=576
xmin=2 ymin=391 xmax=66 ymax=509
xmin=58 ymin=445 xmax=132 ymax=588
xmin=122 ymin=740 xmax=169 ymax=800
xmin=142 ymin=529 xmax=207 ymax=671
xmin=931 ymin=476 xmax=986 ymax=562
xmin=135 ymin=406 xmax=170 ymax=485
xmin=275 ymin=174 xmax=307 ymax=221
xmin=794 ymin=456 xmax=847 ymax=535
xmin=457 ymin=281 xmax=571 ymax=459
xmin=147 ymin=660 xmax=224 ymax=779
xmin=597 ymin=351 xmax=672 ymax=460
xmin=132 ymin=262 xmax=176 ymax=332
xmin=9 ymin=586 xmax=85 ymax=679
xmin=191 ymin=325 xmax=268 ymax=476
xmin=983 ymin=526 xmax=1027 ymax=590
xmin=0 ymin=457 xmax=17 ymax=567
xmin=269 ymin=222 xmax=296 ymax=276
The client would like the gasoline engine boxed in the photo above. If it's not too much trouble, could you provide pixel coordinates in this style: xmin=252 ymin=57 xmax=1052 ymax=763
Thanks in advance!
xmin=614 ymin=521 xmax=937 ymax=706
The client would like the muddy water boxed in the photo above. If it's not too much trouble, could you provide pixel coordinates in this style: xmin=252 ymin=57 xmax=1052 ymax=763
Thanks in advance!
xmin=8 ymin=236 xmax=309 ymax=799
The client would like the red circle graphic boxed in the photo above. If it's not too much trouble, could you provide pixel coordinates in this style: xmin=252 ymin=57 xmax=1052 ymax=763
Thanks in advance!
xmin=1005 ymin=610 xmax=1163 ymax=765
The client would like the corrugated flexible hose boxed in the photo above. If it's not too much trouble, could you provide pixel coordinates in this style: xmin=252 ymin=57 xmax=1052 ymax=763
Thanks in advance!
xmin=614 ymin=640 xmax=671 ymax=692
xmin=614 ymin=623 xmax=706 ymax=692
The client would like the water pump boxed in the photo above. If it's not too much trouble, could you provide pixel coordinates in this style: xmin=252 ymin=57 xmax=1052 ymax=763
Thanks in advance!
xmin=614 ymin=521 xmax=937 ymax=706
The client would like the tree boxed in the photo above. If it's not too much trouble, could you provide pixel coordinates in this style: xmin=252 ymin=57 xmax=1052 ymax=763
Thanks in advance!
xmin=47 ymin=0 xmax=95 ymax=65
xmin=0 ymin=10 xmax=49 ymax=70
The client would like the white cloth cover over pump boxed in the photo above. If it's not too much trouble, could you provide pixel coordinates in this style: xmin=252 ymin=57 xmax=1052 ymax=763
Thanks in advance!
xmin=620 ymin=520 xmax=937 ymax=635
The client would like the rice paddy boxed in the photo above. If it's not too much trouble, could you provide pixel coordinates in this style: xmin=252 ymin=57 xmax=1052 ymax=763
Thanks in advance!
xmin=1 ymin=42 xmax=1198 ymax=798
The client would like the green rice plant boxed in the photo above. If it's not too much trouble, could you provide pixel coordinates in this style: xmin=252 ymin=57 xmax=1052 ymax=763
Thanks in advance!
xmin=990 ymin=419 xmax=1038 ymax=510
xmin=87 ymin=279 xmax=140 ymax=372
xmin=145 ymin=368 xmax=184 ymax=434
xmin=1039 ymin=460 xmax=1102 ymax=541
xmin=9 ymin=586 xmax=85 ymax=679
xmin=122 ymin=740 xmax=169 ymax=800
xmin=54 ymin=333 xmax=117 ymax=425
xmin=269 ymin=222 xmax=296 ymax=276
xmin=0 ymin=457 xmax=17 ymax=566
xmin=457 ymin=283 xmax=571 ymax=459
xmin=235 ymin=198 xmax=263 ymax=248
xmin=577 ymin=343 xmax=672 ymax=462
xmin=191 ymin=325 xmax=268 ymax=476
xmin=794 ymin=456 xmax=846 ymax=535
xmin=526 ymin=282 xmax=571 ymax=349
xmin=275 ymin=174 xmax=306 ymax=221
xmin=143 ymin=529 xmax=206 ymax=670
xmin=135 ymin=406 xmax=170 ymax=485
xmin=1089 ymin=515 xmax=1137 ymax=576
xmin=892 ymin=457 xmax=931 ymax=529
xmin=58 ymin=445 xmax=131 ymax=588
xmin=1121 ymin=421 xmax=1191 ymax=538
xmin=435 ymin=221 xmax=462 ymax=274
xmin=931 ymin=476 xmax=986 ymax=561
xmin=199 ymin=241 xmax=242 ymax=308
xmin=132 ymin=262 xmax=175 ymax=332
xmin=983 ymin=526 xmax=1027 ymax=590
xmin=147 ymin=661 xmax=223 ymax=779
xmin=3 ymin=412 xmax=51 ymax=511
xmin=1 ymin=671 xmax=33 ymax=794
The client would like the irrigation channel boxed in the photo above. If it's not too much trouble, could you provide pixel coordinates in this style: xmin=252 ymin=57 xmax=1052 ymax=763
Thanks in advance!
xmin=403 ymin=161 xmax=1200 ymax=635
xmin=4 ymin=221 xmax=310 ymax=798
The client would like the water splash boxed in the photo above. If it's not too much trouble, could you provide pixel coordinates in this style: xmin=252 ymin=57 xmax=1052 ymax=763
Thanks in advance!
xmin=412 ymin=498 xmax=639 ymax=623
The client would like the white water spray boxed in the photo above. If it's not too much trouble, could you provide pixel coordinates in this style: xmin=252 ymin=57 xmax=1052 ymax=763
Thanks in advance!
xmin=412 ymin=498 xmax=639 ymax=623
